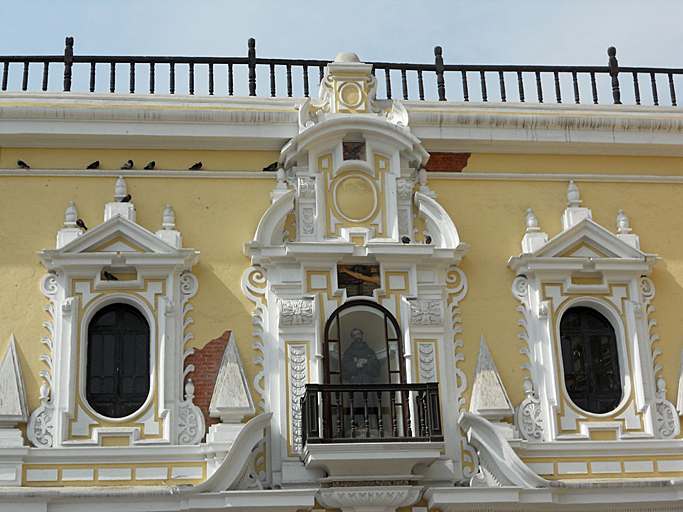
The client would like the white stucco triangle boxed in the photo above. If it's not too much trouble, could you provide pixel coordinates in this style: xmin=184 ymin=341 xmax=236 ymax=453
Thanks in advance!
xmin=209 ymin=333 xmax=255 ymax=422
xmin=469 ymin=335 xmax=513 ymax=420
xmin=0 ymin=335 xmax=29 ymax=424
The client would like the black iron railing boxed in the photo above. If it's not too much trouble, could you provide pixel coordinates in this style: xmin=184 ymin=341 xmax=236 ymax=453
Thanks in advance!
xmin=1 ymin=37 xmax=681 ymax=106
xmin=301 ymin=382 xmax=443 ymax=444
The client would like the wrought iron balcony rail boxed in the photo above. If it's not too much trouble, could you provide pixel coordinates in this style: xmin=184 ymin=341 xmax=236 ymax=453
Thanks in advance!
xmin=1 ymin=37 xmax=681 ymax=106
xmin=301 ymin=382 xmax=443 ymax=444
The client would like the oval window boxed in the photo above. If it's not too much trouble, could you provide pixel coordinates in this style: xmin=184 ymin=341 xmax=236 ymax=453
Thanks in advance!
xmin=560 ymin=306 xmax=622 ymax=414
xmin=87 ymin=303 xmax=150 ymax=418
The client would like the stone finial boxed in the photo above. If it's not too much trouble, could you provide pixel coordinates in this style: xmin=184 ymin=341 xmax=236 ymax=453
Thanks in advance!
xmin=525 ymin=208 xmax=539 ymax=232
xmin=567 ymin=181 xmax=582 ymax=207
xmin=162 ymin=204 xmax=175 ymax=230
xmin=114 ymin=176 xmax=127 ymax=201
xmin=334 ymin=52 xmax=360 ymax=63
xmin=184 ymin=378 xmax=195 ymax=401
xmin=523 ymin=376 xmax=534 ymax=396
xmin=617 ymin=209 xmax=632 ymax=234
xmin=64 ymin=201 xmax=77 ymax=228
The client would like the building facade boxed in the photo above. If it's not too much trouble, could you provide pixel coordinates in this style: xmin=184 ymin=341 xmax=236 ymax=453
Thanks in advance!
xmin=1 ymin=43 xmax=683 ymax=511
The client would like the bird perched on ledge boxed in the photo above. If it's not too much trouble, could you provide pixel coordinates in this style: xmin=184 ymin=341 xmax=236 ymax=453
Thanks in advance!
xmin=102 ymin=270 xmax=118 ymax=281
xmin=262 ymin=162 xmax=278 ymax=172
xmin=76 ymin=219 xmax=88 ymax=231
xmin=189 ymin=162 xmax=202 ymax=170
xmin=121 ymin=194 xmax=132 ymax=203
xmin=401 ymin=236 xmax=411 ymax=244
xmin=86 ymin=161 xmax=99 ymax=169
xmin=144 ymin=161 xmax=155 ymax=170
xmin=17 ymin=159 xmax=30 ymax=170
xmin=120 ymin=160 xmax=133 ymax=170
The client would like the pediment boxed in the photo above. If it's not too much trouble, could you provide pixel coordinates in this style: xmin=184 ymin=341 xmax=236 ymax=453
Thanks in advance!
xmin=532 ymin=219 xmax=645 ymax=260
xmin=58 ymin=215 xmax=178 ymax=256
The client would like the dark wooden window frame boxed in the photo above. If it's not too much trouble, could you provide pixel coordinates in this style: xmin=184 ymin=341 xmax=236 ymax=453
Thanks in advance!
xmin=559 ymin=305 xmax=623 ymax=415
xmin=86 ymin=302 xmax=151 ymax=418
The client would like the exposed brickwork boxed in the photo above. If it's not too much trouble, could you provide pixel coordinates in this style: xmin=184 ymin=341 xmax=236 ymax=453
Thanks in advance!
xmin=184 ymin=330 xmax=231 ymax=433
xmin=424 ymin=152 xmax=471 ymax=172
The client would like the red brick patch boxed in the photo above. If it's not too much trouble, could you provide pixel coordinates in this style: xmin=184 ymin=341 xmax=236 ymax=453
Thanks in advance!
xmin=424 ymin=152 xmax=471 ymax=172
xmin=184 ymin=330 xmax=231 ymax=433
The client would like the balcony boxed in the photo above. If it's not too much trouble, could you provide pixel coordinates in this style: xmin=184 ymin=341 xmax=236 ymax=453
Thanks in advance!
xmin=300 ymin=383 xmax=444 ymax=479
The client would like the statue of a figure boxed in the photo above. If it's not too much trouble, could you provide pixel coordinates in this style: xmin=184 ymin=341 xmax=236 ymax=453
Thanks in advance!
xmin=341 ymin=328 xmax=380 ymax=383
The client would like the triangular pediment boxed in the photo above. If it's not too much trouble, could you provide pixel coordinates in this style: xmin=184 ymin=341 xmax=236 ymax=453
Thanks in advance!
xmin=533 ymin=219 xmax=645 ymax=260
xmin=59 ymin=215 xmax=178 ymax=256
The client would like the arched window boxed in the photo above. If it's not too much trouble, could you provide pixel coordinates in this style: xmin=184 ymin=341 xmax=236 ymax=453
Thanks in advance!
xmin=324 ymin=300 xmax=405 ymax=385
xmin=560 ymin=306 xmax=622 ymax=414
xmin=87 ymin=303 xmax=150 ymax=418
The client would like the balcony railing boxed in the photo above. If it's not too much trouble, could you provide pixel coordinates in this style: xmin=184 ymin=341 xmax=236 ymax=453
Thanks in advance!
xmin=301 ymin=383 xmax=443 ymax=444
xmin=1 ymin=37 xmax=681 ymax=106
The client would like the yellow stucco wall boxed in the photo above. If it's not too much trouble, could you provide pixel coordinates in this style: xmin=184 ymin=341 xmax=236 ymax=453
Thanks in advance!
xmin=1 ymin=149 xmax=682 ymax=434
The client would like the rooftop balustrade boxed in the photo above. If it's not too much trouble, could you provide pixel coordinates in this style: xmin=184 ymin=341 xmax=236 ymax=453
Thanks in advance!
xmin=1 ymin=37 xmax=681 ymax=106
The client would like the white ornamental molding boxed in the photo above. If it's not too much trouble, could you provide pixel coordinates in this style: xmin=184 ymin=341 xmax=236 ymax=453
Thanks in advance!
xmin=176 ymin=379 xmax=205 ymax=445
xmin=654 ymin=376 xmax=680 ymax=439
xmin=288 ymin=344 xmax=308 ymax=453
xmin=417 ymin=342 xmax=437 ymax=382
xmin=299 ymin=177 xmax=316 ymax=199
xmin=241 ymin=266 xmax=268 ymax=414
xmin=409 ymin=299 xmax=442 ymax=326
xmin=396 ymin=178 xmax=412 ymax=200
xmin=317 ymin=485 xmax=422 ymax=511
xmin=514 ymin=377 xmax=544 ymax=441
xmin=511 ymin=276 xmax=534 ymax=376
xmin=280 ymin=299 xmax=314 ymax=327
xmin=27 ymin=382 xmax=54 ymax=448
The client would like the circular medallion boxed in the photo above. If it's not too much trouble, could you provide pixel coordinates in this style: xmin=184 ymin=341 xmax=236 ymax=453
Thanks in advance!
xmin=339 ymin=82 xmax=363 ymax=109
xmin=334 ymin=174 xmax=377 ymax=222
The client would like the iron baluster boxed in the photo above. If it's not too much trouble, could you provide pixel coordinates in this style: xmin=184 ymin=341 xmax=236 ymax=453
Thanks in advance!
xmin=590 ymin=71 xmax=598 ymax=104
xmin=336 ymin=391 xmax=342 ymax=438
xmin=390 ymin=390 xmax=398 ymax=437
xmin=286 ymin=64 xmax=292 ymax=97
xmin=318 ymin=65 xmax=324 ymax=84
xmin=248 ymin=38 xmax=256 ymax=96
xmin=608 ymin=46 xmax=621 ymax=104
xmin=129 ymin=63 xmax=135 ymax=94
xmin=499 ymin=71 xmax=506 ymax=102
xmin=461 ymin=70 xmax=469 ymax=101
xmin=651 ymin=72 xmax=659 ymax=106
xmin=401 ymin=68 xmax=408 ymax=100
xmin=668 ymin=73 xmax=676 ymax=106
xmin=89 ymin=62 xmax=96 ymax=92
xmin=269 ymin=63 xmax=275 ymax=97
xmin=403 ymin=390 xmax=412 ymax=437
xmin=2 ymin=62 xmax=8 ymax=91
xmin=169 ymin=62 xmax=175 ymax=94
xmin=63 ymin=36 xmax=74 ymax=92
xmin=350 ymin=391 xmax=357 ymax=437
xmin=517 ymin=70 xmax=524 ymax=102
xmin=377 ymin=391 xmax=384 ymax=436
xmin=149 ymin=63 xmax=155 ymax=94
xmin=385 ymin=67 xmax=392 ymax=99
xmin=363 ymin=391 xmax=370 ymax=438
xmin=418 ymin=392 xmax=427 ymax=436
xmin=632 ymin=72 xmax=641 ymax=105
xmin=109 ymin=62 xmax=116 ymax=93
xmin=189 ymin=62 xmax=194 ymax=95
xmin=321 ymin=391 xmax=327 ymax=438
xmin=417 ymin=69 xmax=425 ymax=100
xmin=572 ymin=71 xmax=579 ymax=104
xmin=21 ymin=61 xmax=28 ymax=91
xmin=42 ymin=62 xmax=49 ymax=91
xmin=480 ymin=70 xmax=487 ymax=101
xmin=535 ymin=70 xmax=543 ymax=103
xmin=303 ymin=65 xmax=309 ymax=97
xmin=554 ymin=70 xmax=561 ymax=103
xmin=434 ymin=45 xmax=446 ymax=100
xmin=208 ymin=63 xmax=214 ymax=96
xmin=228 ymin=63 xmax=233 ymax=96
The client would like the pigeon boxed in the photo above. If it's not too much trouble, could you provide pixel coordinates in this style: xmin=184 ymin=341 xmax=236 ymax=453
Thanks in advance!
xmin=425 ymin=235 xmax=432 ymax=244
xmin=144 ymin=161 xmax=155 ymax=170
xmin=262 ymin=162 xmax=278 ymax=172
xmin=121 ymin=194 xmax=132 ymax=203
xmin=76 ymin=219 xmax=88 ymax=231
xmin=401 ymin=236 xmax=411 ymax=244
xmin=189 ymin=162 xmax=202 ymax=170
xmin=120 ymin=160 xmax=134 ymax=170
xmin=86 ymin=161 xmax=100 ymax=169
xmin=102 ymin=270 xmax=118 ymax=281
xmin=17 ymin=159 xmax=30 ymax=170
